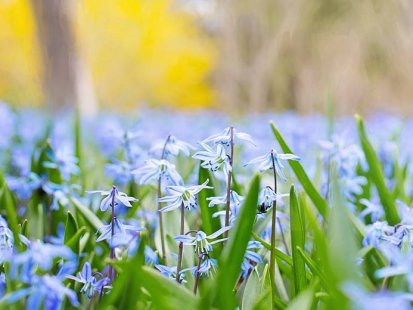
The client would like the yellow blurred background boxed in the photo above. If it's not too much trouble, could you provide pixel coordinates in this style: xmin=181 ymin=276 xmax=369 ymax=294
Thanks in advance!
xmin=1 ymin=0 xmax=413 ymax=114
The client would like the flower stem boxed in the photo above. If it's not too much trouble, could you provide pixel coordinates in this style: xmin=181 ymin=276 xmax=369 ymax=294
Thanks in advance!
xmin=109 ymin=186 xmax=116 ymax=282
xmin=277 ymin=217 xmax=290 ymax=255
xmin=270 ymin=151 xmax=278 ymax=306
xmin=193 ymin=253 xmax=204 ymax=295
xmin=176 ymin=202 xmax=185 ymax=283
xmin=224 ymin=126 xmax=234 ymax=238
xmin=158 ymin=135 xmax=171 ymax=262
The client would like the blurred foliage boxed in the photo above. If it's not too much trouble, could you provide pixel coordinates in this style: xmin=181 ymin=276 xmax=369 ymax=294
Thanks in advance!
xmin=0 ymin=0 xmax=216 ymax=109
xmin=1 ymin=0 xmax=413 ymax=113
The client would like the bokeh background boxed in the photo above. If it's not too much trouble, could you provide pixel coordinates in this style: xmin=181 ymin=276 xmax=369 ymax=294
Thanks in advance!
xmin=1 ymin=0 xmax=413 ymax=115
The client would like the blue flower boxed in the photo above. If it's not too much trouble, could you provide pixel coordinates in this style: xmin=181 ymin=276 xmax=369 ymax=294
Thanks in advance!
xmin=245 ymin=149 xmax=300 ymax=181
xmin=150 ymin=135 xmax=194 ymax=158
xmin=359 ymin=198 xmax=384 ymax=222
xmin=0 ymin=216 xmax=14 ymax=263
xmin=105 ymin=160 xmax=134 ymax=187
xmin=155 ymin=264 xmax=186 ymax=282
xmin=174 ymin=227 xmax=230 ymax=254
xmin=207 ymin=190 xmax=244 ymax=209
xmin=258 ymin=186 xmax=289 ymax=213
xmin=343 ymin=282 xmax=413 ymax=310
xmin=96 ymin=218 xmax=144 ymax=247
xmin=362 ymin=221 xmax=395 ymax=248
xmin=87 ymin=186 xmax=137 ymax=212
xmin=133 ymin=159 xmax=183 ymax=185
xmin=202 ymin=127 xmax=255 ymax=147
xmin=6 ymin=274 xmax=79 ymax=310
xmin=6 ymin=173 xmax=42 ymax=200
xmin=66 ymin=262 xmax=111 ymax=298
xmin=144 ymin=246 xmax=159 ymax=265
xmin=42 ymin=182 xmax=81 ymax=210
xmin=159 ymin=179 xmax=212 ymax=212
xmin=192 ymin=143 xmax=231 ymax=176
xmin=181 ymin=257 xmax=218 ymax=278
xmin=241 ymin=241 xmax=263 ymax=278
xmin=10 ymin=241 xmax=75 ymax=282
xmin=375 ymin=244 xmax=413 ymax=289
xmin=43 ymin=147 xmax=80 ymax=180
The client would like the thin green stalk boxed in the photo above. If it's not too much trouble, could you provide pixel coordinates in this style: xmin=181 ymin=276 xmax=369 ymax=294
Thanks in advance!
xmin=224 ymin=126 xmax=234 ymax=238
xmin=176 ymin=202 xmax=185 ymax=283
xmin=109 ymin=186 xmax=116 ymax=282
xmin=270 ymin=151 xmax=278 ymax=306
xmin=158 ymin=135 xmax=171 ymax=262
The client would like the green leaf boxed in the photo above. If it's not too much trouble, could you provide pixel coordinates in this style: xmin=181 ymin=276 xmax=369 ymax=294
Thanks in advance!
xmin=64 ymin=211 xmax=78 ymax=244
xmin=212 ymin=174 xmax=260 ymax=309
xmin=355 ymin=115 xmax=400 ymax=225
xmin=65 ymin=227 xmax=86 ymax=254
xmin=70 ymin=197 xmax=104 ymax=231
xmin=290 ymin=185 xmax=307 ymax=295
xmin=242 ymin=271 xmax=263 ymax=310
xmin=270 ymin=122 xmax=328 ymax=218
xmin=0 ymin=172 xmax=21 ymax=250
xmin=286 ymin=288 xmax=314 ymax=310
xmin=296 ymin=247 xmax=329 ymax=290
xmin=197 ymin=166 xmax=220 ymax=235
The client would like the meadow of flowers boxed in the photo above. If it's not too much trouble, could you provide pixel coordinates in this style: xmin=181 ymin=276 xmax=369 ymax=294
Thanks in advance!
xmin=1 ymin=103 xmax=413 ymax=309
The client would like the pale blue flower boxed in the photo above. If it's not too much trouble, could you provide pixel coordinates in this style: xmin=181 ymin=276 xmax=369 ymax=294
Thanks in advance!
xmin=0 ymin=216 xmax=14 ymax=263
xmin=155 ymin=264 xmax=186 ymax=282
xmin=362 ymin=221 xmax=395 ymax=248
xmin=96 ymin=218 xmax=144 ymax=247
xmin=376 ymin=245 xmax=413 ymax=290
xmin=145 ymin=246 xmax=159 ymax=265
xmin=192 ymin=143 xmax=231 ymax=176
xmin=183 ymin=257 xmax=218 ymax=278
xmin=105 ymin=160 xmax=133 ymax=187
xmin=150 ymin=135 xmax=194 ymax=158
xmin=343 ymin=282 xmax=413 ymax=310
xmin=10 ymin=241 xmax=75 ymax=282
xmin=159 ymin=179 xmax=212 ymax=212
xmin=207 ymin=190 xmax=244 ymax=209
xmin=66 ymin=262 xmax=111 ymax=298
xmin=241 ymin=241 xmax=263 ymax=278
xmin=6 ymin=173 xmax=42 ymax=200
xmin=43 ymin=147 xmax=80 ymax=180
xmin=87 ymin=186 xmax=137 ymax=212
xmin=174 ymin=226 xmax=230 ymax=254
xmin=202 ymin=127 xmax=255 ymax=147
xmin=6 ymin=274 xmax=79 ymax=310
xmin=133 ymin=159 xmax=183 ymax=185
xmin=258 ymin=186 xmax=289 ymax=213
xmin=42 ymin=182 xmax=81 ymax=210
xmin=359 ymin=198 xmax=384 ymax=222
xmin=245 ymin=149 xmax=300 ymax=181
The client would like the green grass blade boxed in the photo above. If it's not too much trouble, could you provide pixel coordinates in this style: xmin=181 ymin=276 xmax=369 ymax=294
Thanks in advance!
xmin=0 ymin=172 xmax=21 ymax=250
xmin=270 ymin=122 xmax=328 ymax=218
xmin=213 ymin=174 xmax=260 ymax=309
xmin=197 ymin=166 xmax=220 ymax=235
xmin=355 ymin=115 xmax=400 ymax=225
xmin=70 ymin=197 xmax=104 ymax=231
xmin=290 ymin=185 xmax=307 ymax=295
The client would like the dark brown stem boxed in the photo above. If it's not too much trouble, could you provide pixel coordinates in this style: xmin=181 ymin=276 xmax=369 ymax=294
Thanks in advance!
xmin=224 ymin=127 xmax=234 ymax=237
xmin=176 ymin=202 xmax=185 ymax=283
xmin=193 ymin=253 xmax=204 ymax=295
xmin=158 ymin=135 xmax=171 ymax=262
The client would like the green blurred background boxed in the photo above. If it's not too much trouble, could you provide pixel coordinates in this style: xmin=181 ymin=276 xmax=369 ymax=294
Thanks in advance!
xmin=1 ymin=0 xmax=413 ymax=115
